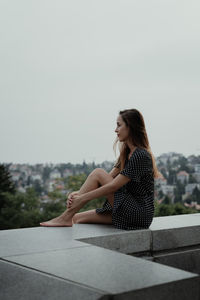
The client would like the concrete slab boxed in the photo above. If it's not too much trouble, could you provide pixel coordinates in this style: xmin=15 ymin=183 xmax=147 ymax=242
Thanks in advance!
xmin=0 ymin=227 xmax=89 ymax=257
xmin=150 ymin=214 xmax=200 ymax=251
xmin=112 ymin=277 xmax=200 ymax=300
xmin=150 ymin=213 xmax=200 ymax=230
xmin=0 ymin=260 xmax=109 ymax=300
xmin=154 ymin=248 xmax=200 ymax=275
xmin=74 ymin=225 xmax=151 ymax=254
xmin=72 ymin=224 xmax=127 ymax=239
xmin=4 ymin=245 xmax=199 ymax=296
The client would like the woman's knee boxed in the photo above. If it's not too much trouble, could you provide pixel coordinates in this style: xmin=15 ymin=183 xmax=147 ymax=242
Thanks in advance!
xmin=90 ymin=168 xmax=106 ymax=177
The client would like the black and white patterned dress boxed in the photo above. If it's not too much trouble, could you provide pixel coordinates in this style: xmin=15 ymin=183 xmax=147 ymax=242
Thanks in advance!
xmin=96 ymin=148 xmax=155 ymax=230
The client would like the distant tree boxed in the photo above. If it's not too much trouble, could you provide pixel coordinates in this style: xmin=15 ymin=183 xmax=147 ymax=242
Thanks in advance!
xmin=40 ymin=199 xmax=66 ymax=222
xmin=154 ymin=204 xmax=174 ymax=217
xmin=0 ymin=188 xmax=42 ymax=230
xmin=66 ymin=174 xmax=87 ymax=192
xmin=177 ymin=156 xmax=190 ymax=173
xmin=160 ymin=168 xmax=168 ymax=179
xmin=33 ymin=180 xmax=43 ymax=196
xmin=174 ymin=180 xmax=185 ymax=203
xmin=0 ymin=164 xmax=16 ymax=212
xmin=42 ymin=166 xmax=52 ymax=181
xmin=192 ymin=187 xmax=200 ymax=204
xmin=0 ymin=164 xmax=16 ymax=194
xmin=158 ymin=190 xmax=164 ymax=199
xmin=163 ymin=195 xmax=172 ymax=205
xmin=167 ymin=169 xmax=176 ymax=185
xmin=189 ymin=174 xmax=197 ymax=184
xmin=154 ymin=202 xmax=198 ymax=217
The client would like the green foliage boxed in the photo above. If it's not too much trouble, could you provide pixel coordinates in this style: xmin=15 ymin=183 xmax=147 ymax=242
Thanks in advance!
xmin=42 ymin=166 xmax=52 ymax=182
xmin=162 ymin=195 xmax=172 ymax=205
xmin=177 ymin=157 xmax=190 ymax=173
xmin=167 ymin=169 xmax=176 ymax=185
xmin=0 ymin=189 xmax=42 ymax=230
xmin=185 ymin=187 xmax=200 ymax=204
xmin=32 ymin=179 xmax=43 ymax=196
xmin=40 ymin=200 xmax=65 ymax=222
xmin=0 ymin=164 xmax=16 ymax=195
xmin=189 ymin=174 xmax=197 ymax=183
xmin=174 ymin=180 xmax=185 ymax=203
xmin=66 ymin=173 xmax=87 ymax=192
xmin=154 ymin=200 xmax=198 ymax=217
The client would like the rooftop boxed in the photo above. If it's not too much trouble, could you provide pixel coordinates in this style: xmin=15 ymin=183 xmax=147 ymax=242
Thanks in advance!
xmin=1 ymin=214 xmax=200 ymax=299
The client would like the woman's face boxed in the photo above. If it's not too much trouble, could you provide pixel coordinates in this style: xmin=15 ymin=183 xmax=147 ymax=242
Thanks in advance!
xmin=115 ymin=115 xmax=130 ymax=142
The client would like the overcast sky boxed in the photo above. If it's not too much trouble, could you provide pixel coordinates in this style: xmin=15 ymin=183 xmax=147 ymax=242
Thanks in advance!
xmin=0 ymin=0 xmax=200 ymax=164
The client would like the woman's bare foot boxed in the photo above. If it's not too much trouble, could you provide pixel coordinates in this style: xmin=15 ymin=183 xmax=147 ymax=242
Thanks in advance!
xmin=40 ymin=212 xmax=73 ymax=227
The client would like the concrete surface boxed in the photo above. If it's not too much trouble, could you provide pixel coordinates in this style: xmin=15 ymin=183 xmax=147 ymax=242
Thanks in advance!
xmin=1 ymin=213 xmax=200 ymax=300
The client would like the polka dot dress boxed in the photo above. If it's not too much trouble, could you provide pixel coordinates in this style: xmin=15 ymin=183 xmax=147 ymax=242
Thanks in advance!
xmin=96 ymin=148 xmax=155 ymax=230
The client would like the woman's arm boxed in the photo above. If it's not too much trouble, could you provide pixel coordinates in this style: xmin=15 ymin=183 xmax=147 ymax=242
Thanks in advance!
xmin=70 ymin=174 xmax=130 ymax=206
xmin=109 ymin=167 xmax=120 ymax=178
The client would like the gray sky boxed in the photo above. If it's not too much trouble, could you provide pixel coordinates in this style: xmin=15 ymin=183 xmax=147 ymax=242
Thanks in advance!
xmin=0 ymin=0 xmax=200 ymax=164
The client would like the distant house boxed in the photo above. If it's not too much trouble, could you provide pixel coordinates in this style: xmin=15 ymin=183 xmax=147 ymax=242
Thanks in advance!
xmin=155 ymin=177 xmax=167 ymax=186
xmin=49 ymin=169 xmax=61 ymax=180
xmin=176 ymin=171 xmax=189 ymax=184
xmin=63 ymin=169 xmax=73 ymax=178
xmin=11 ymin=172 xmax=21 ymax=181
xmin=161 ymin=185 xmax=174 ymax=196
xmin=193 ymin=172 xmax=200 ymax=183
xmin=31 ymin=173 xmax=42 ymax=181
xmin=194 ymin=164 xmax=200 ymax=173
xmin=185 ymin=183 xmax=200 ymax=195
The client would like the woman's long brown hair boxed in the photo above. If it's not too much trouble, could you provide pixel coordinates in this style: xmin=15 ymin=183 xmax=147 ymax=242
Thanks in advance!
xmin=113 ymin=109 xmax=160 ymax=178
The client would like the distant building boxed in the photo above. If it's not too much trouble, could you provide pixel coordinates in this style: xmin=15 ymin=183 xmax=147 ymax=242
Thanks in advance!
xmin=47 ymin=180 xmax=56 ymax=192
xmin=11 ymin=172 xmax=21 ymax=181
xmin=31 ymin=173 xmax=42 ymax=181
xmin=157 ymin=152 xmax=182 ymax=165
xmin=155 ymin=177 xmax=167 ymax=186
xmin=18 ymin=186 xmax=26 ymax=193
xmin=185 ymin=183 xmax=200 ymax=195
xmin=50 ymin=169 xmax=61 ymax=180
xmin=193 ymin=173 xmax=200 ymax=183
xmin=161 ymin=185 xmax=174 ymax=196
xmin=176 ymin=171 xmax=189 ymax=184
xmin=63 ymin=169 xmax=73 ymax=178
xmin=194 ymin=164 xmax=200 ymax=173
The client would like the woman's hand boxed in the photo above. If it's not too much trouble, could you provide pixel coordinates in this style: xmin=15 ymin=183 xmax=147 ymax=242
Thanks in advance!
xmin=66 ymin=191 xmax=80 ymax=208
xmin=67 ymin=193 xmax=84 ymax=211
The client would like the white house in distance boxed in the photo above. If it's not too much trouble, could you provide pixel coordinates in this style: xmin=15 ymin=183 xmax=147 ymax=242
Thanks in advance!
xmin=31 ymin=173 xmax=42 ymax=181
xmin=63 ymin=169 xmax=73 ymax=178
xmin=161 ymin=185 xmax=174 ymax=196
xmin=176 ymin=171 xmax=189 ymax=184
xmin=185 ymin=183 xmax=200 ymax=195
xmin=194 ymin=164 xmax=200 ymax=173
xmin=11 ymin=172 xmax=21 ymax=182
xmin=49 ymin=169 xmax=61 ymax=180
xmin=155 ymin=177 xmax=167 ymax=186
xmin=193 ymin=173 xmax=200 ymax=183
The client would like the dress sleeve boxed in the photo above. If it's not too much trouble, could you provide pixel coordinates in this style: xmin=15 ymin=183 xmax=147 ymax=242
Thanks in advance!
xmin=120 ymin=151 xmax=152 ymax=182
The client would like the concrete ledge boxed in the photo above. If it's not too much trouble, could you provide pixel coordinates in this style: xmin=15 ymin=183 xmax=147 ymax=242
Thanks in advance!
xmin=1 ymin=213 xmax=200 ymax=300
xmin=150 ymin=214 xmax=200 ymax=251
xmin=73 ymin=224 xmax=151 ymax=254
xmin=154 ymin=247 xmax=200 ymax=275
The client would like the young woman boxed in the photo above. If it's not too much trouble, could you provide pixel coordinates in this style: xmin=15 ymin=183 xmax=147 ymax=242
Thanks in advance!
xmin=40 ymin=109 xmax=160 ymax=230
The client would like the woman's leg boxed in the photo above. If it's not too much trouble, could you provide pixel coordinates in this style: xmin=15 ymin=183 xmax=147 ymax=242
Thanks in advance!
xmin=72 ymin=209 xmax=113 ymax=225
xmin=40 ymin=168 xmax=114 ymax=227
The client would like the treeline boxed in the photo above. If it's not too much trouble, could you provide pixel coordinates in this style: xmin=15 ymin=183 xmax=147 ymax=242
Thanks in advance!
xmin=0 ymin=164 xmax=198 ymax=230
